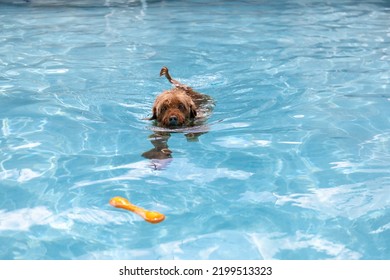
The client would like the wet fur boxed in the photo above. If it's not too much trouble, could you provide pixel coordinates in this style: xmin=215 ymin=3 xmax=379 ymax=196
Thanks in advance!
xmin=150 ymin=88 xmax=199 ymax=128
xmin=143 ymin=67 xmax=214 ymax=162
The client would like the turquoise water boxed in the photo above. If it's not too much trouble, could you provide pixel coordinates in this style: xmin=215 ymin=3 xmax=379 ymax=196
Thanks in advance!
xmin=0 ymin=0 xmax=389 ymax=259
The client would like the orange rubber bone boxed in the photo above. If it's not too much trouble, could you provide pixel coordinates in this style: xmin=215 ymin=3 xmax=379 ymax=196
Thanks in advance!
xmin=109 ymin=196 xmax=165 ymax=224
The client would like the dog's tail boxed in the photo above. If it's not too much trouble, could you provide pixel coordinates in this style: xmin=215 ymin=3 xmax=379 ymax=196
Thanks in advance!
xmin=160 ymin=66 xmax=172 ymax=82
xmin=160 ymin=66 xmax=191 ymax=91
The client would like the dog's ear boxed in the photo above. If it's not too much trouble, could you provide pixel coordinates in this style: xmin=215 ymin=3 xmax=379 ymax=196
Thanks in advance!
xmin=190 ymin=105 xmax=197 ymax=119
xmin=147 ymin=107 xmax=157 ymax=120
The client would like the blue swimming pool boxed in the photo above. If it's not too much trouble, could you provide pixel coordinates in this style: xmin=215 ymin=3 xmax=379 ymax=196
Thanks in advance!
xmin=0 ymin=0 xmax=389 ymax=260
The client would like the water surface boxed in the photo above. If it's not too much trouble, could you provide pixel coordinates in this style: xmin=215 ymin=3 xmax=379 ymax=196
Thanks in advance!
xmin=0 ymin=0 xmax=389 ymax=259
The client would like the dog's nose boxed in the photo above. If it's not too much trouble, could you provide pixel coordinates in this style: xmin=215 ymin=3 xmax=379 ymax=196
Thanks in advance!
xmin=169 ymin=115 xmax=178 ymax=126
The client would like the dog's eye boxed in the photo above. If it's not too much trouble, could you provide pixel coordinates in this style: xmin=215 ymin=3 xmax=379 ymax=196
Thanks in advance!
xmin=160 ymin=105 xmax=167 ymax=113
xmin=178 ymin=103 xmax=185 ymax=111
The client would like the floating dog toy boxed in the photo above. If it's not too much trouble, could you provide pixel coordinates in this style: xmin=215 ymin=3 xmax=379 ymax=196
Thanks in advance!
xmin=109 ymin=196 xmax=165 ymax=224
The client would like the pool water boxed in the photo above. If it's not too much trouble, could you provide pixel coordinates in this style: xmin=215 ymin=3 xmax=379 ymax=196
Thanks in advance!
xmin=0 ymin=0 xmax=389 ymax=260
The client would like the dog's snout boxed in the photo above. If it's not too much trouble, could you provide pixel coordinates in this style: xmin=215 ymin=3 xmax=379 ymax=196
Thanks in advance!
xmin=169 ymin=115 xmax=178 ymax=126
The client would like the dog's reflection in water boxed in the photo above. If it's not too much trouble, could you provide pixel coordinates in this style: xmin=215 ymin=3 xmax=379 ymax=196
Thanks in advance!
xmin=142 ymin=132 xmax=205 ymax=170
xmin=141 ymin=133 xmax=171 ymax=170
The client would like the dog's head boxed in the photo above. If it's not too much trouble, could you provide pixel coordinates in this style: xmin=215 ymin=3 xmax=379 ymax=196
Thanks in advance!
xmin=150 ymin=88 xmax=197 ymax=128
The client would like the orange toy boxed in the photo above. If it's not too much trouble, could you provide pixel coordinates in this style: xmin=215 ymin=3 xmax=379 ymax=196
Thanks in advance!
xmin=109 ymin=196 xmax=165 ymax=224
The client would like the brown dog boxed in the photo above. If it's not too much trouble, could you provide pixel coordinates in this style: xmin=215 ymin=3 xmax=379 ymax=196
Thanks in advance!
xmin=143 ymin=67 xmax=214 ymax=162
xmin=148 ymin=67 xmax=212 ymax=128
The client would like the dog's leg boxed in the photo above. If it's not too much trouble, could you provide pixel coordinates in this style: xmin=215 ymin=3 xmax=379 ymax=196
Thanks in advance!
xmin=184 ymin=132 xmax=206 ymax=142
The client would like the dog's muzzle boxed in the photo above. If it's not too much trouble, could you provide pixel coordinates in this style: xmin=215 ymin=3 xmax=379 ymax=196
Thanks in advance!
xmin=169 ymin=115 xmax=178 ymax=126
